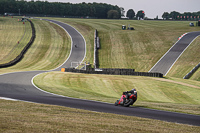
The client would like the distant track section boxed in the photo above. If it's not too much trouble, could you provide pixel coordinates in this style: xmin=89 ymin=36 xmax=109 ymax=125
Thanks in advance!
xmin=42 ymin=19 xmax=86 ymax=71
xmin=149 ymin=31 xmax=200 ymax=76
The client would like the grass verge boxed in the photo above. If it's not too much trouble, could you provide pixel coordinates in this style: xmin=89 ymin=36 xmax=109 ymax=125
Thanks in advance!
xmin=33 ymin=71 xmax=200 ymax=115
xmin=0 ymin=18 xmax=71 ymax=74
xmin=0 ymin=100 xmax=200 ymax=133
xmin=0 ymin=17 xmax=31 ymax=64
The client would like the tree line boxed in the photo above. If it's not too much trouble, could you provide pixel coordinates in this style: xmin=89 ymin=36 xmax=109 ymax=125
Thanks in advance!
xmin=121 ymin=8 xmax=145 ymax=20
xmin=0 ymin=0 xmax=121 ymax=19
xmin=162 ymin=11 xmax=200 ymax=20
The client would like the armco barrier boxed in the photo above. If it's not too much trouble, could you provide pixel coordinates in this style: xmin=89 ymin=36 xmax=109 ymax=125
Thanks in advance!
xmin=183 ymin=63 xmax=200 ymax=79
xmin=62 ymin=68 xmax=163 ymax=78
xmin=0 ymin=19 xmax=35 ymax=68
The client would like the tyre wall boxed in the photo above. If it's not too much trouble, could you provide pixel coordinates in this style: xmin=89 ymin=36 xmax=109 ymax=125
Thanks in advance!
xmin=183 ymin=63 xmax=200 ymax=79
xmin=61 ymin=68 xmax=163 ymax=78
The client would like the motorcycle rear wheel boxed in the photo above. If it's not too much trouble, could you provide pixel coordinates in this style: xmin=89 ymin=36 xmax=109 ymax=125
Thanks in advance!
xmin=124 ymin=99 xmax=133 ymax=107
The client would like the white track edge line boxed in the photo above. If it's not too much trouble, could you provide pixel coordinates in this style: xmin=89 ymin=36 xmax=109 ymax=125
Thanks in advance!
xmin=164 ymin=34 xmax=200 ymax=76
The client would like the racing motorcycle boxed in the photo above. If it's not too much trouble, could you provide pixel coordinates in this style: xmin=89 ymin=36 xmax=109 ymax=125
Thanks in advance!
xmin=114 ymin=90 xmax=137 ymax=107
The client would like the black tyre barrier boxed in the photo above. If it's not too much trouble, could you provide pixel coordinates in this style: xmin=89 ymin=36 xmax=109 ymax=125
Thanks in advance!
xmin=94 ymin=29 xmax=98 ymax=68
xmin=62 ymin=68 xmax=163 ymax=78
xmin=0 ymin=19 xmax=35 ymax=68
xmin=183 ymin=63 xmax=200 ymax=79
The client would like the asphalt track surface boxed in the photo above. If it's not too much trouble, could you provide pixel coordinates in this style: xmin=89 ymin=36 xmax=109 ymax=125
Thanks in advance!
xmin=0 ymin=19 xmax=200 ymax=126
xmin=149 ymin=31 xmax=200 ymax=76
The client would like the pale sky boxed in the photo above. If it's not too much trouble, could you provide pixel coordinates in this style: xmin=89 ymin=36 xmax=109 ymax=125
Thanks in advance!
xmin=28 ymin=0 xmax=200 ymax=18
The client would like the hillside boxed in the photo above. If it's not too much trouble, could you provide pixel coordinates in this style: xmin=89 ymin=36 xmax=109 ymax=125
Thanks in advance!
xmin=1 ymin=17 xmax=200 ymax=132
xmin=0 ymin=18 xmax=71 ymax=74
xmin=32 ymin=18 xmax=200 ymax=114
xmin=50 ymin=18 xmax=200 ymax=80
xmin=167 ymin=36 xmax=200 ymax=80
xmin=0 ymin=17 xmax=32 ymax=64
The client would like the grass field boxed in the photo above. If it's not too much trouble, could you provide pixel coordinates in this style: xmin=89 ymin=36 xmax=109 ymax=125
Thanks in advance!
xmin=49 ymin=18 xmax=200 ymax=77
xmin=0 ymin=17 xmax=32 ymax=64
xmin=1 ymin=17 xmax=200 ymax=132
xmin=0 ymin=17 xmax=71 ymax=74
xmin=1 ymin=100 xmax=200 ymax=133
xmin=34 ymin=71 xmax=200 ymax=115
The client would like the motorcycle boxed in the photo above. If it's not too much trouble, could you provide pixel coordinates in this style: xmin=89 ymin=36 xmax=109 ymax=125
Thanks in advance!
xmin=115 ymin=91 xmax=137 ymax=107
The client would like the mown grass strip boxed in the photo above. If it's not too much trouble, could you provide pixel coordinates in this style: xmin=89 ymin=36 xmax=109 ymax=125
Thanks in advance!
xmin=47 ymin=18 xmax=200 ymax=80
xmin=34 ymin=71 xmax=200 ymax=115
xmin=0 ymin=19 xmax=71 ymax=73
xmin=0 ymin=100 xmax=199 ymax=133
xmin=0 ymin=17 xmax=30 ymax=64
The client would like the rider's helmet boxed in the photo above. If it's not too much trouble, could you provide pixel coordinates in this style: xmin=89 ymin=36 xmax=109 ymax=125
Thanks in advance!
xmin=132 ymin=88 xmax=136 ymax=91
xmin=132 ymin=88 xmax=137 ymax=94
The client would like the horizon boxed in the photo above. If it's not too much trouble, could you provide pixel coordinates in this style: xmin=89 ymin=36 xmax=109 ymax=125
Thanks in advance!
xmin=26 ymin=0 xmax=200 ymax=19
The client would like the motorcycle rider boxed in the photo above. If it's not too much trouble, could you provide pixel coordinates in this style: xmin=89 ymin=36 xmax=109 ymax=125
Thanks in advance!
xmin=122 ymin=88 xmax=137 ymax=104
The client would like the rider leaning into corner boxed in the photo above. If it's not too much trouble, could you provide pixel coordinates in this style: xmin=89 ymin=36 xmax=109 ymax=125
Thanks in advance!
xmin=122 ymin=88 xmax=137 ymax=104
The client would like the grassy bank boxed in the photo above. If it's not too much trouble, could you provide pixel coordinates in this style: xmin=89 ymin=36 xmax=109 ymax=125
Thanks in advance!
xmin=1 ymin=17 xmax=200 ymax=132
xmin=1 ymin=100 xmax=199 ymax=133
xmin=34 ymin=71 xmax=200 ymax=115
xmin=0 ymin=18 xmax=71 ymax=74
xmin=0 ymin=17 xmax=32 ymax=64
xmin=167 ymin=36 xmax=200 ymax=80
xmin=48 ymin=18 xmax=200 ymax=78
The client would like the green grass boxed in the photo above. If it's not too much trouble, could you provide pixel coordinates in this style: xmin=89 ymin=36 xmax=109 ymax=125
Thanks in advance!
xmin=34 ymin=71 xmax=200 ymax=115
xmin=46 ymin=18 xmax=200 ymax=80
xmin=168 ymin=36 xmax=200 ymax=80
xmin=1 ymin=100 xmax=200 ymax=133
xmin=1 ymin=17 xmax=200 ymax=131
xmin=0 ymin=18 xmax=71 ymax=74
xmin=0 ymin=17 xmax=32 ymax=64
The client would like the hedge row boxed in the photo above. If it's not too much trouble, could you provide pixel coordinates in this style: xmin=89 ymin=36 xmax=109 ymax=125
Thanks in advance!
xmin=0 ymin=19 xmax=35 ymax=68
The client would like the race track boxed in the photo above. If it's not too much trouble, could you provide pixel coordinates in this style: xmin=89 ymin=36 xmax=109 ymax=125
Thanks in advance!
xmin=0 ymin=19 xmax=200 ymax=126
xmin=149 ymin=31 xmax=200 ymax=75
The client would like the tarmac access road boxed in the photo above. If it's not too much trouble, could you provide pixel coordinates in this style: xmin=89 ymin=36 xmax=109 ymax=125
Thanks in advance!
xmin=0 ymin=19 xmax=200 ymax=126
xmin=149 ymin=31 xmax=200 ymax=76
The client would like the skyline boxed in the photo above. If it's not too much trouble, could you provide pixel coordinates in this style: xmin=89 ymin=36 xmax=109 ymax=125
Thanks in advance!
xmin=26 ymin=0 xmax=200 ymax=18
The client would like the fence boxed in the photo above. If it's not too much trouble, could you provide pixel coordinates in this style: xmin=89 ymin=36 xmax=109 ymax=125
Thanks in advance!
xmin=0 ymin=19 xmax=35 ymax=68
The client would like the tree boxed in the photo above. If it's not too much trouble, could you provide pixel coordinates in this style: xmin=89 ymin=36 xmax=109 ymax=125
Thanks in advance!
xmin=162 ymin=12 xmax=169 ymax=20
xmin=126 ymin=9 xmax=135 ymax=19
xmin=0 ymin=1 xmax=121 ymax=19
xmin=155 ymin=15 xmax=158 ymax=20
xmin=136 ymin=10 xmax=145 ymax=20
xmin=107 ymin=10 xmax=119 ymax=19
xmin=169 ymin=11 xmax=180 ymax=20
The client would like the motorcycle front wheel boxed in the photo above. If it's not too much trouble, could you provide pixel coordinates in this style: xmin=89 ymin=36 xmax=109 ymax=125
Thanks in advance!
xmin=114 ymin=100 xmax=119 ymax=106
